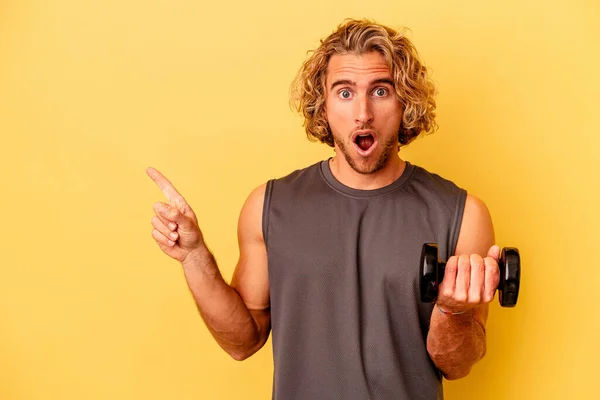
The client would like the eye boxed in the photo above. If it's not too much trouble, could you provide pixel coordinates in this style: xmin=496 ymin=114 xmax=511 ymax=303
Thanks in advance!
xmin=339 ymin=89 xmax=352 ymax=99
xmin=374 ymin=87 xmax=388 ymax=97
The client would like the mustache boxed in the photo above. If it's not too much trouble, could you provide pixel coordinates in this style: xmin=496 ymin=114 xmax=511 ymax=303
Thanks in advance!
xmin=352 ymin=125 xmax=376 ymax=134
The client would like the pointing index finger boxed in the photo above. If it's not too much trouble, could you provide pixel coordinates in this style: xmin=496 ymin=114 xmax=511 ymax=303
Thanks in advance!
xmin=146 ymin=167 xmax=186 ymax=205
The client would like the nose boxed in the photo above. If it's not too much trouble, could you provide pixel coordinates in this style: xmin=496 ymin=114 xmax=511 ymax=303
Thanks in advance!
xmin=354 ymin=95 xmax=373 ymax=125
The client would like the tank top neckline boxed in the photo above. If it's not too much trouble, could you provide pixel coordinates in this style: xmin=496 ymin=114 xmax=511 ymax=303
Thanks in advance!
xmin=319 ymin=158 xmax=416 ymax=198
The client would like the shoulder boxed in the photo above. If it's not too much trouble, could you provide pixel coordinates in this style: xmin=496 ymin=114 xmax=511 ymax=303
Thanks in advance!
xmin=269 ymin=160 xmax=324 ymax=186
xmin=455 ymin=193 xmax=495 ymax=256
xmin=409 ymin=163 xmax=465 ymax=194
xmin=406 ymin=164 xmax=467 ymax=217
xmin=463 ymin=194 xmax=492 ymax=225
xmin=241 ymin=160 xmax=323 ymax=216
xmin=237 ymin=183 xmax=268 ymax=241
xmin=238 ymin=160 xmax=323 ymax=239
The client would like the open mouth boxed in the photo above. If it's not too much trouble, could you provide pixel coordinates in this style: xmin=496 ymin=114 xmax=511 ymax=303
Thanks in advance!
xmin=353 ymin=131 xmax=377 ymax=155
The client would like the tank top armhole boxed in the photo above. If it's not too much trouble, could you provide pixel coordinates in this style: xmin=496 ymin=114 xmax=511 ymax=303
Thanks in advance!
xmin=262 ymin=179 xmax=275 ymax=248
xmin=448 ymin=188 xmax=468 ymax=257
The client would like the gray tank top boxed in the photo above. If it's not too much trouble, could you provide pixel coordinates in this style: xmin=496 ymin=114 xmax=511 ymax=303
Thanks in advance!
xmin=263 ymin=159 xmax=467 ymax=400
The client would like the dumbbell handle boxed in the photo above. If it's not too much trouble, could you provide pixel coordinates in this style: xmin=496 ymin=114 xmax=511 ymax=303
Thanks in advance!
xmin=420 ymin=244 xmax=521 ymax=307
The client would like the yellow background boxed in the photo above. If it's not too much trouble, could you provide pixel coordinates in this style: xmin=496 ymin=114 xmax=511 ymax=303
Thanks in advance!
xmin=1 ymin=0 xmax=598 ymax=399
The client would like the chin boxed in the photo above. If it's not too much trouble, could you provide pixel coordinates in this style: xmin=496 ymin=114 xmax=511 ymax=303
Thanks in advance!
xmin=336 ymin=137 xmax=395 ymax=175
xmin=348 ymin=155 xmax=386 ymax=175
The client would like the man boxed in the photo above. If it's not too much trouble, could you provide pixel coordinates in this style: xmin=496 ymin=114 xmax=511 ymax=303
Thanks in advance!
xmin=147 ymin=19 xmax=499 ymax=399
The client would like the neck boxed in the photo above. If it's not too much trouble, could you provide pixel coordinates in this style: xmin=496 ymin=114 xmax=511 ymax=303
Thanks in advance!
xmin=329 ymin=153 xmax=406 ymax=190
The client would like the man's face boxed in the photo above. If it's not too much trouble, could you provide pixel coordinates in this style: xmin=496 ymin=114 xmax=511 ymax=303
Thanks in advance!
xmin=324 ymin=51 xmax=403 ymax=175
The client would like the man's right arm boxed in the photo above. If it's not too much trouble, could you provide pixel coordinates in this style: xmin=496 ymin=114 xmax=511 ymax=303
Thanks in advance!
xmin=181 ymin=183 xmax=271 ymax=361
xmin=147 ymin=167 xmax=270 ymax=361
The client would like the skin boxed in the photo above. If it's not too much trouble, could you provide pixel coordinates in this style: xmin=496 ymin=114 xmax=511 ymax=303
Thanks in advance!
xmin=325 ymin=51 xmax=405 ymax=188
xmin=147 ymin=51 xmax=499 ymax=379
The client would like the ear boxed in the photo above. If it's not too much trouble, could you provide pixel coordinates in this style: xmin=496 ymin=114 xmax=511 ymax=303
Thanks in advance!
xmin=397 ymin=128 xmax=405 ymax=144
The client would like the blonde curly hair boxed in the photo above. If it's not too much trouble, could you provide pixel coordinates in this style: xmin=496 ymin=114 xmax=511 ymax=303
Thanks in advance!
xmin=290 ymin=19 xmax=438 ymax=147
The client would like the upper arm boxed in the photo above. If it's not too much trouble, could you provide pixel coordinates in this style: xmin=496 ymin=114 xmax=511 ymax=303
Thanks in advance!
xmin=454 ymin=193 xmax=495 ymax=325
xmin=454 ymin=193 xmax=495 ymax=257
xmin=230 ymin=183 xmax=270 ymax=312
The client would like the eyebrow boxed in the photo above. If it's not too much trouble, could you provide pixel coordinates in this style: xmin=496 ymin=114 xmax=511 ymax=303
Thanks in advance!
xmin=329 ymin=78 xmax=395 ymax=91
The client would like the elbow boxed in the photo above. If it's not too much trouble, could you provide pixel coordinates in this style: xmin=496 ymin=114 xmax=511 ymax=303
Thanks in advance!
xmin=220 ymin=314 xmax=271 ymax=361
xmin=441 ymin=366 xmax=472 ymax=381
xmin=229 ymin=350 xmax=253 ymax=361
xmin=226 ymin=343 xmax=260 ymax=361
xmin=429 ymin=346 xmax=486 ymax=381
xmin=428 ymin=353 xmax=474 ymax=381
xmin=436 ymin=346 xmax=486 ymax=381
xmin=226 ymin=337 xmax=265 ymax=361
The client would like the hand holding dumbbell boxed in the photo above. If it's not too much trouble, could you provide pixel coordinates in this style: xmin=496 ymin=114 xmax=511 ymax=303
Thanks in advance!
xmin=419 ymin=243 xmax=521 ymax=308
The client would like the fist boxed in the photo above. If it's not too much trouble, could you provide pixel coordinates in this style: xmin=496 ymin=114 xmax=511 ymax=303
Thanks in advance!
xmin=436 ymin=245 xmax=501 ymax=313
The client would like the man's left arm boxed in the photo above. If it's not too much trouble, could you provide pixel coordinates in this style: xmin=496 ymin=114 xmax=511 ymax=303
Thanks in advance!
xmin=426 ymin=193 xmax=500 ymax=380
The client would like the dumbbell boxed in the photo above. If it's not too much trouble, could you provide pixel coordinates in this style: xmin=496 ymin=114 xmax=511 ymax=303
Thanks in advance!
xmin=419 ymin=243 xmax=521 ymax=307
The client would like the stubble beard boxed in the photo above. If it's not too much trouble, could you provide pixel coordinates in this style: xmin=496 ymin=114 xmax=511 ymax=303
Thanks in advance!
xmin=334 ymin=132 xmax=399 ymax=175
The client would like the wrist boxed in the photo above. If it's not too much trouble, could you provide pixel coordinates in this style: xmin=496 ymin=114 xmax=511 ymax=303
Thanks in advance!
xmin=181 ymin=245 xmax=213 ymax=270
xmin=435 ymin=303 xmax=473 ymax=316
